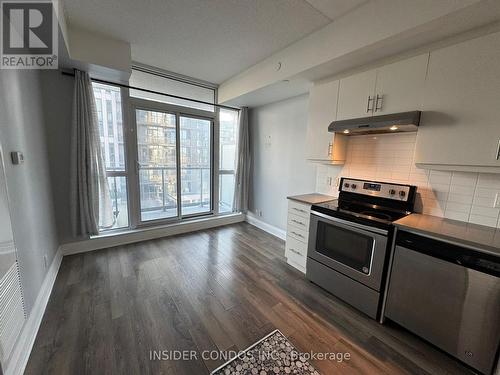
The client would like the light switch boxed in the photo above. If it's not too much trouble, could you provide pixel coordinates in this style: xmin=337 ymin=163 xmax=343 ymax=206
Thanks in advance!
xmin=11 ymin=151 xmax=24 ymax=165
xmin=264 ymin=135 xmax=272 ymax=146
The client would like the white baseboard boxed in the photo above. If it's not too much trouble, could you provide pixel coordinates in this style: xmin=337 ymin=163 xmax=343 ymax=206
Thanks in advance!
xmin=61 ymin=213 xmax=245 ymax=256
xmin=5 ymin=247 xmax=63 ymax=375
xmin=245 ymin=213 xmax=286 ymax=240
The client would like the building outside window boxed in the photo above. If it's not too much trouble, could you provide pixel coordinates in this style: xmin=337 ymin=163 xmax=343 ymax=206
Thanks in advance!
xmin=93 ymin=83 xmax=129 ymax=230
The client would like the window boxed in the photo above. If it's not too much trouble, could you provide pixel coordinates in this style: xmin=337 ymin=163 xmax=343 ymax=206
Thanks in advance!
xmin=92 ymin=82 xmax=129 ymax=230
xmin=92 ymin=70 xmax=239 ymax=233
xmin=219 ymin=109 xmax=239 ymax=213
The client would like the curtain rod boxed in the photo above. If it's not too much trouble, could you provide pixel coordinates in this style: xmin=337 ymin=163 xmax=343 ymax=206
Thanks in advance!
xmin=61 ymin=70 xmax=240 ymax=111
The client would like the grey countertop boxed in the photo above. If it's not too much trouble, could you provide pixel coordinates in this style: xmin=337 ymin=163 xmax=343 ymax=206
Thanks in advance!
xmin=287 ymin=193 xmax=335 ymax=205
xmin=394 ymin=213 xmax=500 ymax=257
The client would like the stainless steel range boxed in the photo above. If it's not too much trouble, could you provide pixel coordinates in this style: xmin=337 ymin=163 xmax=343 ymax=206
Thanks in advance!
xmin=306 ymin=178 xmax=417 ymax=319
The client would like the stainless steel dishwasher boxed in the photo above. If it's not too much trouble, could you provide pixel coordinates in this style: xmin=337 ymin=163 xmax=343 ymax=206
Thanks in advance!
xmin=385 ymin=230 xmax=500 ymax=375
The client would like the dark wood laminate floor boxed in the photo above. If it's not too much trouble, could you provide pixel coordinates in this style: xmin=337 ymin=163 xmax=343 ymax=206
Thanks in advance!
xmin=25 ymin=223 xmax=472 ymax=375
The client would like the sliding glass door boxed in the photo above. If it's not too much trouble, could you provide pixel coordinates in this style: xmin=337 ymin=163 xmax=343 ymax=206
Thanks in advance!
xmin=179 ymin=115 xmax=212 ymax=216
xmin=131 ymin=100 xmax=214 ymax=225
xmin=136 ymin=108 xmax=178 ymax=222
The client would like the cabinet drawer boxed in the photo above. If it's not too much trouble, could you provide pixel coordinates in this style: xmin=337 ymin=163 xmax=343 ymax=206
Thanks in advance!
xmin=285 ymin=237 xmax=307 ymax=268
xmin=288 ymin=200 xmax=310 ymax=219
xmin=287 ymin=213 xmax=310 ymax=231
xmin=287 ymin=224 xmax=308 ymax=243
xmin=285 ymin=236 xmax=307 ymax=258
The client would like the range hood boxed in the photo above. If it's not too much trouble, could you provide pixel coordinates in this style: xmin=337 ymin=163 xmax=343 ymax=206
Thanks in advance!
xmin=328 ymin=111 xmax=421 ymax=135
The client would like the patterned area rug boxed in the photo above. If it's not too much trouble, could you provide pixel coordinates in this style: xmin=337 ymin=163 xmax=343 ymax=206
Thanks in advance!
xmin=211 ymin=330 xmax=321 ymax=375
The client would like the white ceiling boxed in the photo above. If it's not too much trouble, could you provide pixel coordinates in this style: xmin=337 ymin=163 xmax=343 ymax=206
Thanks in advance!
xmin=305 ymin=0 xmax=368 ymax=20
xmin=62 ymin=0 xmax=366 ymax=84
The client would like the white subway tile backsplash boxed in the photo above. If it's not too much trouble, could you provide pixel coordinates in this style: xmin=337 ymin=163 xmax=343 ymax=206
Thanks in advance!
xmin=444 ymin=210 xmax=470 ymax=222
xmin=392 ymin=171 xmax=411 ymax=181
xmin=469 ymin=215 xmax=499 ymax=227
xmin=449 ymin=185 xmax=476 ymax=196
xmin=447 ymin=193 xmax=474 ymax=205
xmin=445 ymin=201 xmax=472 ymax=213
xmin=477 ymin=173 xmax=500 ymax=188
xmin=470 ymin=205 xmax=500 ymax=218
xmin=451 ymin=172 xmax=478 ymax=187
xmin=473 ymin=195 xmax=496 ymax=208
xmin=316 ymin=133 xmax=500 ymax=228
xmin=429 ymin=170 xmax=452 ymax=185
xmin=474 ymin=187 xmax=499 ymax=200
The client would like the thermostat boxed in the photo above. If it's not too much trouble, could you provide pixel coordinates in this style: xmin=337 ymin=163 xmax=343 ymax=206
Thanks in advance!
xmin=11 ymin=151 xmax=24 ymax=165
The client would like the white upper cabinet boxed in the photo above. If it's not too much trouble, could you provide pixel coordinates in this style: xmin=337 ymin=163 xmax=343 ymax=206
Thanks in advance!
xmin=415 ymin=32 xmax=500 ymax=169
xmin=374 ymin=54 xmax=429 ymax=114
xmin=305 ymin=80 xmax=347 ymax=163
xmin=337 ymin=70 xmax=377 ymax=121
xmin=336 ymin=54 xmax=429 ymax=120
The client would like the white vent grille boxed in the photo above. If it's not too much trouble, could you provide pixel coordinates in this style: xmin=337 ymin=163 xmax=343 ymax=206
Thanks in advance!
xmin=0 ymin=261 xmax=25 ymax=366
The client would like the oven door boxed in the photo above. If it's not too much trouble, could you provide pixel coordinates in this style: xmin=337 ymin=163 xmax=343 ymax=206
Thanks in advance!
xmin=308 ymin=212 xmax=388 ymax=291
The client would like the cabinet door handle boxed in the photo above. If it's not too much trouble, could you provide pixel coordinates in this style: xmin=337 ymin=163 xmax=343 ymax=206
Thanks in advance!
xmin=291 ymin=219 xmax=305 ymax=226
xmin=291 ymin=231 xmax=305 ymax=239
xmin=496 ymin=139 xmax=500 ymax=160
xmin=366 ymin=96 xmax=374 ymax=113
xmin=289 ymin=248 xmax=303 ymax=256
xmin=328 ymin=142 xmax=333 ymax=156
xmin=293 ymin=208 xmax=307 ymax=214
xmin=375 ymin=94 xmax=383 ymax=112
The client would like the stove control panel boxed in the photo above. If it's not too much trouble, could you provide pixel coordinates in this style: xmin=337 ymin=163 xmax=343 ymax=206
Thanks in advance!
xmin=341 ymin=178 xmax=413 ymax=201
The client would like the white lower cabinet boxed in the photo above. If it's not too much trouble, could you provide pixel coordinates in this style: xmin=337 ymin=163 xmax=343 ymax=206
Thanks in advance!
xmin=285 ymin=200 xmax=310 ymax=273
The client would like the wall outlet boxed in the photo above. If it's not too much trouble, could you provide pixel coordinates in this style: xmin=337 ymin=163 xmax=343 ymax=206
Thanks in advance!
xmin=494 ymin=193 xmax=500 ymax=208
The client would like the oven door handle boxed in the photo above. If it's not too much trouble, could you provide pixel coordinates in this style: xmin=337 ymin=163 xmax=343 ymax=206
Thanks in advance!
xmin=311 ymin=211 xmax=388 ymax=236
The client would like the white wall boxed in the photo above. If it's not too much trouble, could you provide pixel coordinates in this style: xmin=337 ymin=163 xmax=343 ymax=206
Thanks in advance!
xmin=0 ymin=70 xmax=60 ymax=313
xmin=317 ymin=133 xmax=500 ymax=228
xmin=40 ymin=71 xmax=77 ymax=244
xmin=249 ymin=95 xmax=317 ymax=231
xmin=68 ymin=26 xmax=132 ymax=82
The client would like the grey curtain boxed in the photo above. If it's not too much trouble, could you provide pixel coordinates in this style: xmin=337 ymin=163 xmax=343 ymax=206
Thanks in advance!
xmin=70 ymin=70 xmax=113 ymax=236
xmin=233 ymin=107 xmax=250 ymax=213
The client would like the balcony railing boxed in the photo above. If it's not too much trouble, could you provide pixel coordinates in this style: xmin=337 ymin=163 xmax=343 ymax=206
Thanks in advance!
xmin=139 ymin=165 xmax=211 ymax=215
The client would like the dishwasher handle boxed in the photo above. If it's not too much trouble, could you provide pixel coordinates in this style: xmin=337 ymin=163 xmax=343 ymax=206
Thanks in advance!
xmin=396 ymin=230 xmax=500 ymax=277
